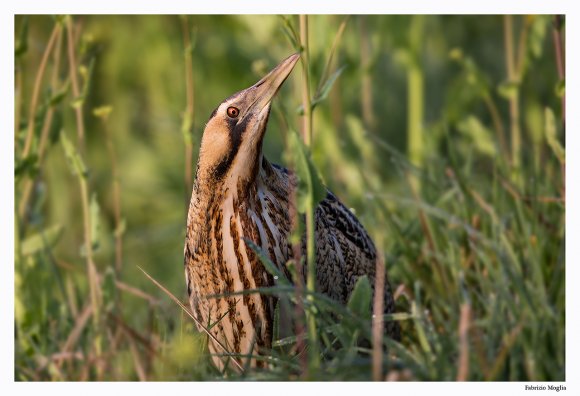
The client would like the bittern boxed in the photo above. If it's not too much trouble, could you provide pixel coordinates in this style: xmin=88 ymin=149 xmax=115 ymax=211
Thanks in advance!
xmin=184 ymin=53 xmax=399 ymax=371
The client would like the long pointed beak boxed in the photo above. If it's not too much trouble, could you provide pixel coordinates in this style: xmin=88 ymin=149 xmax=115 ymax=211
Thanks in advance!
xmin=246 ymin=53 xmax=300 ymax=115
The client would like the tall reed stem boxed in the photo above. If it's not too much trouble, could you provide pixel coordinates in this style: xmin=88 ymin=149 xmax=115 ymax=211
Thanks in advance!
xmin=372 ymin=251 xmax=385 ymax=381
xmin=503 ymin=15 xmax=522 ymax=184
xmin=15 ymin=55 xmax=23 ymax=152
xmin=299 ymin=14 xmax=319 ymax=375
xmin=181 ymin=16 xmax=195 ymax=211
xmin=66 ymin=16 xmax=86 ymax=153
xmin=407 ymin=16 xmax=424 ymax=169
xmin=65 ymin=16 xmax=102 ymax=377
xmin=456 ymin=303 xmax=471 ymax=381
xmin=98 ymin=112 xmax=123 ymax=274
xmin=552 ymin=15 xmax=565 ymax=126
xmin=551 ymin=15 xmax=565 ymax=205
xmin=300 ymin=16 xmax=313 ymax=146
xmin=21 ymin=23 xmax=61 ymax=160
xmin=360 ymin=16 xmax=376 ymax=131
xmin=18 ymin=25 xmax=64 ymax=220
xmin=407 ymin=66 xmax=424 ymax=167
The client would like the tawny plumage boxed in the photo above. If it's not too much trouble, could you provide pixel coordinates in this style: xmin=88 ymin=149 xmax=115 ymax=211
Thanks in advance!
xmin=184 ymin=53 xmax=399 ymax=371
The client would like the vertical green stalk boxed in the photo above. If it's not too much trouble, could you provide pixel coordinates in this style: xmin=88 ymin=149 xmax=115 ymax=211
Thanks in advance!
xmin=181 ymin=16 xmax=195 ymax=211
xmin=66 ymin=16 xmax=86 ymax=153
xmin=299 ymin=14 xmax=319 ymax=375
xmin=371 ymin=248 xmax=385 ymax=381
xmin=15 ymin=52 xmax=23 ymax=152
xmin=456 ymin=303 xmax=471 ymax=380
xmin=305 ymin=185 xmax=318 ymax=374
xmin=503 ymin=15 xmax=522 ymax=185
xmin=14 ymin=209 xmax=24 ymax=344
xmin=407 ymin=15 xmax=425 ymax=170
xmin=360 ymin=16 xmax=376 ymax=131
xmin=79 ymin=164 xmax=101 ymax=320
xmin=403 ymin=16 xmax=425 ymax=197
xmin=551 ymin=15 xmax=565 ymax=201
xmin=328 ymin=16 xmax=344 ymax=132
xmin=64 ymin=15 xmax=102 ymax=377
xmin=21 ymin=23 xmax=61 ymax=160
xmin=95 ymin=107 xmax=123 ymax=274
xmin=407 ymin=65 xmax=424 ymax=167
xmin=300 ymin=15 xmax=313 ymax=146
xmin=67 ymin=143 xmax=103 ymax=377
xmin=19 ymin=23 xmax=64 ymax=221
xmin=552 ymin=15 xmax=565 ymax=126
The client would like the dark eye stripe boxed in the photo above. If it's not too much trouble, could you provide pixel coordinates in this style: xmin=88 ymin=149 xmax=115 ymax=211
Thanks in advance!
xmin=213 ymin=114 xmax=249 ymax=180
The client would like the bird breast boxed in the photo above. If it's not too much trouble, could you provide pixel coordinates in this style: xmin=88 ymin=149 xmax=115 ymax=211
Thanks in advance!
xmin=184 ymin=177 xmax=291 ymax=369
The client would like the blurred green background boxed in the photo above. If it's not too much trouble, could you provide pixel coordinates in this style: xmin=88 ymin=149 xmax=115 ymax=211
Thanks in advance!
xmin=14 ymin=15 xmax=565 ymax=381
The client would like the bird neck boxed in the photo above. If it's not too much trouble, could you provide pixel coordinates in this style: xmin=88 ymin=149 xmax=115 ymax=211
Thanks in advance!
xmin=189 ymin=154 xmax=289 ymax=221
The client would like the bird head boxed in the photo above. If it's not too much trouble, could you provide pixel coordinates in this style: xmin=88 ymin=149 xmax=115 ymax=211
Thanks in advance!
xmin=195 ymin=53 xmax=300 ymax=191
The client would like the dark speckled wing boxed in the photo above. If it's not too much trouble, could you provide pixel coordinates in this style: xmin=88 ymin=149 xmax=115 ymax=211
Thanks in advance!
xmin=269 ymin=162 xmax=400 ymax=340
xmin=314 ymin=190 xmax=401 ymax=340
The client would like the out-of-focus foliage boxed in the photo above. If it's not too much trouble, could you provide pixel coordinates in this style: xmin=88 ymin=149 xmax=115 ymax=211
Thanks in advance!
xmin=14 ymin=15 xmax=564 ymax=381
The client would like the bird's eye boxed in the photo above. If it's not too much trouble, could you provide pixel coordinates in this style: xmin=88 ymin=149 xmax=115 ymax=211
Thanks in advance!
xmin=226 ymin=106 xmax=240 ymax=119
